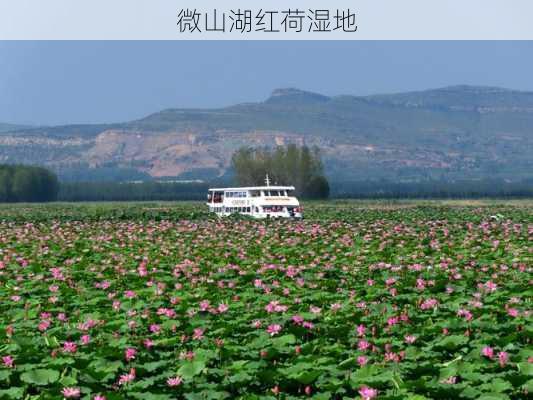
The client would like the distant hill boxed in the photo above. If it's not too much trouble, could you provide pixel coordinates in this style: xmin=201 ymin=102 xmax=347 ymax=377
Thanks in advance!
xmin=0 ymin=123 xmax=32 ymax=133
xmin=1 ymin=85 xmax=532 ymax=182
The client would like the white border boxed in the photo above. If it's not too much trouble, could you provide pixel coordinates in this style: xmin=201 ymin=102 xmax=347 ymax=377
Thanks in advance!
xmin=0 ymin=0 xmax=532 ymax=40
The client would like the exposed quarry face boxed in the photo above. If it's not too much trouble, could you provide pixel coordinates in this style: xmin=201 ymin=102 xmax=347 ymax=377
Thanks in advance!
xmin=0 ymin=127 xmax=500 ymax=179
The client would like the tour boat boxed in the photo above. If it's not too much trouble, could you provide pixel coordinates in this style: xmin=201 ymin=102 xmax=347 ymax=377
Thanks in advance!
xmin=207 ymin=175 xmax=302 ymax=219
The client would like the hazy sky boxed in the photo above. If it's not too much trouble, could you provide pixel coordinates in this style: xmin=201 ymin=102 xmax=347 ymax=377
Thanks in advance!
xmin=1 ymin=41 xmax=533 ymax=126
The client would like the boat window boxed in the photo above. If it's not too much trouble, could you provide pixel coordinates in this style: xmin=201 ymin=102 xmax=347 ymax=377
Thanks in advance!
xmin=250 ymin=190 xmax=260 ymax=197
xmin=213 ymin=192 xmax=223 ymax=203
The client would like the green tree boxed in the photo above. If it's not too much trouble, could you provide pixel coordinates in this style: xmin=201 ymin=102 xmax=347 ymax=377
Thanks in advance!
xmin=304 ymin=175 xmax=330 ymax=199
xmin=0 ymin=164 xmax=59 ymax=202
xmin=11 ymin=167 xmax=36 ymax=201
xmin=230 ymin=145 xmax=330 ymax=199
xmin=0 ymin=167 xmax=13 ymax=202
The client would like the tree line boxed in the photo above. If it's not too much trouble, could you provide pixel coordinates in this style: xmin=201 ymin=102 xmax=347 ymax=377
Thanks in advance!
xmin=332 ymin=179 xmax=533 ymax=199
xmin=0 ymin=164 xmax=59 ymax=202
xmin=54 ymin=178 xmax=533 ymax=202
xmin=59 ymin=181 xmax=208 ymax=202
xmin=231 ymin=145 xmax=330 ymax=198
xmin=2 ymin=161 xmax=533 ymax=203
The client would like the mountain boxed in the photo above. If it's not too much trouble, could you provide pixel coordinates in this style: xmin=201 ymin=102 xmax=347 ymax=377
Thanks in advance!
xmin=0 ymin=123 xmax=32 ymax=133
xmin=1 ymin=85 xmax=532 ymax=182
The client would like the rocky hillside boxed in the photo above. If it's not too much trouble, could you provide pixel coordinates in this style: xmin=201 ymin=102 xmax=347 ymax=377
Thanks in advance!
xmin=1 ymin=85 xmax=532 ymax=182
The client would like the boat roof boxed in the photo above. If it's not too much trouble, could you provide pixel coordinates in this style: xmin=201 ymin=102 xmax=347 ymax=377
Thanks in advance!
xmin=208 ymin=186 xmax=295 ymax=191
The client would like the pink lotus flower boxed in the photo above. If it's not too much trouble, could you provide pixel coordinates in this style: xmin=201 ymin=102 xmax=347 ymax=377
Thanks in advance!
xmin=292 ymin=315 xmax=304 ymax=325
xmin=125 ymin=347 xmax=137 ymax=361
xmin=481 ymin=346 xmax=494 ymax=359
xmin=217 ymin=303 xmax=229 ymax=313
xmin=420 ymin=298 xmax=438 ymax=310
xmin=192 ymin=328 xmax=204 ymax=340
xmin=149 ymin=324 xmax=161 ymax=334
xmin=61 ymin=387 xmax=81 ymax=398
xmin=358 ymin=340 xmax=371 ymax=351
xmin=265 ymin=301 xmax=287 ymax=313
xmin=199 ymin=300 xmax=210 ymax=311
xmin=63 ymin=341 xmax=77 ymax=353
xmin=38 ymin=320 xmax=51 ymax=331
xmin=484 ymin=281 xmax=497 ymax=292
xmin=507 ymin=308 xmax=519 ymax=317
xmin=441 ymin=376 xmax=457 ymax=384
xmin=2 ymin=355 xmax=14 ymax=368
xmin=267 ymin=324 xmax=282 ymax=336
xmin=112 ymin=300 xmax=121 ymax=311
xmin=357 ymin=355 xmax=368 ymax=366
xmin=385 ymin=351 xmax=402 ymax=363
xmin=498 ymin=351 xmax=509 ymax=367
xmin=167 ymin=375 xmax=183 ymax=387
xmin=457 ymin=309 xmax=473 ymax=321
xmin=80 ymin=335 xmax=91 ymax=345
xmin=118 ymin=368 xmax=136 ymax=385
xmin=93 ymin=395 xmax=106 ymax=400
xmin=357 ymin=324 xmax=366 ymax=337
xmin=359 ymin=386 xmax=378 ymax=399
xmin=309 ymin=305 xmax=321 ymax=314
xmin=302 ymin=321 xmax=314 ymax=330
xmin=404 ymin=335 xmax=417 ymax=344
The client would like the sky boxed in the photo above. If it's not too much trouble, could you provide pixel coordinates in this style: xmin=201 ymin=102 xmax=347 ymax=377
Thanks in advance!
xmin=1 ymin=41 xmax=533 ymax=126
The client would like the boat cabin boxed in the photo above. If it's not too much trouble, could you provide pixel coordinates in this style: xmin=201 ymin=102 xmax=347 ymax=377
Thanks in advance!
xmin=207 ymin=176 xmax=302 ymax=219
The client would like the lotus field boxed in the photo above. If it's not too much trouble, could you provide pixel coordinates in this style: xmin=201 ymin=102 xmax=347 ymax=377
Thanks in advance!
xmin=0 ymin=202 xmax=531 ymax=400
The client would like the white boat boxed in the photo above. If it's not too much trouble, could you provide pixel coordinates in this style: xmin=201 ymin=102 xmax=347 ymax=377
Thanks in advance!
xmin=206 ymin=175 xmax=302 ymax=219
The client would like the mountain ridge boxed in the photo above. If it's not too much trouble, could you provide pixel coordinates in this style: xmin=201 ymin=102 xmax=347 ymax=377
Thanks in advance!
xmin=1 ymin=85 xmax=532 ymax=182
